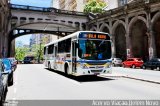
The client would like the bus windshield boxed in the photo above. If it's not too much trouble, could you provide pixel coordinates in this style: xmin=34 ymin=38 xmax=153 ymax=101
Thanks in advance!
xmin=78 ymin=40 xmax=111 ymax=60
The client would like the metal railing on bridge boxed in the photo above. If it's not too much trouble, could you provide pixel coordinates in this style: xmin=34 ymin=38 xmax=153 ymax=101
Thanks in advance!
xmin=10 ymin=4 xmax=86 ymax=16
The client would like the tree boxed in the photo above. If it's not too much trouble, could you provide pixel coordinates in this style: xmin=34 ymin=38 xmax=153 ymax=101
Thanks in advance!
xmin=30 ymin=44 xmax=44 ymax=61
xmin=83 ymin=0 xmax=107 ymax=14
xmin=15 ymin=47 xmax=30 ymax=61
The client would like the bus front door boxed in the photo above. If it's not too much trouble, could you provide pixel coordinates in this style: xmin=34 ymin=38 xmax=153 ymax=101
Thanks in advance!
xmin=54 ymin=46 xmax=58 ymax=69
xmin=72 ymin=41 xmax=77 ymax=73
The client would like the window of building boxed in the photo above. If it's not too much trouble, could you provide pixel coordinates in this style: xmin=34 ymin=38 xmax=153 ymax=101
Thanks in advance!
xmin=119 ymin=0 xmax=127 ymax=6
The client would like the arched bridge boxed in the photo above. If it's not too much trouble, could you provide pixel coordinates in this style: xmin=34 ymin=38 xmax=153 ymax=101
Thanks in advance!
xmin=9 ymin=4 xmax=88 ymax=57
xmin=10 ymin=4 xmax=88 ymax=40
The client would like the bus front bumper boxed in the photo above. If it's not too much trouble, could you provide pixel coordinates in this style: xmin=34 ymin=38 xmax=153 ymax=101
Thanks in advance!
xmin=71 ymin=67 xmax=112 ymax=76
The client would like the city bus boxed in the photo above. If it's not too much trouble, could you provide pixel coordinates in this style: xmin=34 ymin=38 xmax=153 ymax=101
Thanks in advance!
xmin=44 ymin=31 xmax=112 ymax=76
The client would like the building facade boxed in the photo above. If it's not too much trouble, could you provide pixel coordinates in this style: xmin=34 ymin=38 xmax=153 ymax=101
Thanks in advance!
xmin=103 ymin=0 xmax=118 ymax=11
xmin=29 ymin=34 xmax=58 ymax=47
xmin=0 ymin=0 xmax=11 ymax=57
xmin=51 ymin=0 xmax=83 ymax=11
xmin=51 ymin=0 xmax=136 ymax=12
xmin=51 ymin=0 xmax=108 ymax=12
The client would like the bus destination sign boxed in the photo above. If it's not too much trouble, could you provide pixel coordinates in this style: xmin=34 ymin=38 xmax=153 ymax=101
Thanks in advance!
xmin=79 ymin=33 xmax=110 ymax=40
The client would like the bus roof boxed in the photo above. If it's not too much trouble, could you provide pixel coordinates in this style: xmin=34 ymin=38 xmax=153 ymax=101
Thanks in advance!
xmin=44 ymin=31 xmax=110 ymax=47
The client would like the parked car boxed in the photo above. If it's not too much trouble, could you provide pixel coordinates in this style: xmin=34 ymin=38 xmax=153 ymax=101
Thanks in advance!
xmin=2 ymin=58 xmax=14 ymax=86
xmin=122 ymin=58 xmax=144 ymax=68
xmin=112 ymin=58 xmax=122 ymax=66
xmin=23 ymin=56 xmax=36 ymax=64
xmin=0 ymin=59 xmax=8 ymax=105
xmin=142 ymin=58 xmax=160 ymax=70
xmin=8 ymin=57 xmax=17 ymax=71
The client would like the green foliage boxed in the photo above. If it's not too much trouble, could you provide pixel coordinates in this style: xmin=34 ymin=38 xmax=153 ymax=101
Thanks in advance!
xmin=15 ymin=47 xmax=29 ymax=61
xmin=15 ymin=44 xmax=44 ymax=62
xmin=31 ymin=44 xmax=44 ymax=60
xmin=15 ymin=35 xmax=48 ymax=62
xmin=83 ymin=0 xmax=107 ymax=14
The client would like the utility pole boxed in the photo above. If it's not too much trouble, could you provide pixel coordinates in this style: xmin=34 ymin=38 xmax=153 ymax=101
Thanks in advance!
xmin=38 ymin=35 xmax=42 ymax=63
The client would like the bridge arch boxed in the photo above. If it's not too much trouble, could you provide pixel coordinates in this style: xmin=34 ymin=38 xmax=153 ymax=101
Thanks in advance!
xmin=8 ymin=29 xmax=65 ymax=57
xmin=11 ymin=30 xmax=66 ymax=41
xmin=151 ymin=12 xmax=160 ymax=58
xmin=13 ymin=22 xmax=78 ymax=31
xmin=128 ymin=16 xmax=147 ymax=31
xmin=99 ymin=23 xmax=110 ymax=33
xmin=9 ymin=21 xmax=78 ymax=41
xmin=11 ymin=16 xmax=84 ymax=31
xmin=90 ymin=26 xmax=97 ymax=31
xmin=10 ymin=29 xmax=73 ymax=42
xmin=112 ymin=20 xmax=126 ymax=60
xmin=129 ymin=16 xmax=149 ymax=61
xmin=9 ymin=4 xmax=88 ymax=57
xmin=11 ymin=4 xmax=87 ymax=34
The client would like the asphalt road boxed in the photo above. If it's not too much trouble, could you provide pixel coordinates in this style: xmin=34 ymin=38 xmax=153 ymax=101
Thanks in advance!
xmin=6 ymin=64 xmax=160 ymax=100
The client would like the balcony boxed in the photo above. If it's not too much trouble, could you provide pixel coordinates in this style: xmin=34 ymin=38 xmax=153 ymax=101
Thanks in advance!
xmin=59 ymin=0 xmax=65 ymax=6
xmin=127 ymin=0 xmax=135 ymax=3
xmin=68 ymin=0 xmax=77 ymax=11
xmin=59 ymin=0 xmax=65 ymax=9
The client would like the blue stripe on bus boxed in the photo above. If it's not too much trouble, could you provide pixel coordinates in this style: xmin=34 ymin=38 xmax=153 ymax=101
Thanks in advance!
xmin=65 ymin=60 xmax=112 ymax=63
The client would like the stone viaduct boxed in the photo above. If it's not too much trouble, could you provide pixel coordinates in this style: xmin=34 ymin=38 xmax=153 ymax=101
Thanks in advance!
xmin=88 ymin=0 xmax=160 ymax=61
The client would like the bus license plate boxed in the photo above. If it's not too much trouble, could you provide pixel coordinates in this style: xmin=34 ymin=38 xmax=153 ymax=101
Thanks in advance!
xmin=94 ymin=73 xmax=100 ymax=75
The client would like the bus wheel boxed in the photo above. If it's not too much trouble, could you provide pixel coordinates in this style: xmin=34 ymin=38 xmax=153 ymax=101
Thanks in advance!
xmin=142 ymin=65 xmax=146 ymax=69
xmin=156 ymin=67 xmax=160 ymax=71
xmin=65 ymin=64 xmax=69 ymax=75
xmin=48 ymin=63 xmax=51 ymax=69
xmin=132 ymin=65 xmax=136 ymax=69
xmin=122 ymin=64 xmax=125 ymax=68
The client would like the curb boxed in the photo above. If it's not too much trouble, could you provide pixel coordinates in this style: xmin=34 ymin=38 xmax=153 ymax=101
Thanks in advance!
xmin=123 ymin=76 xmax=160 ymax=84
xmin=101 ymin=74 xmax=160 ymax=84
xmin=100 ymin=74 xmax=126 ymax=78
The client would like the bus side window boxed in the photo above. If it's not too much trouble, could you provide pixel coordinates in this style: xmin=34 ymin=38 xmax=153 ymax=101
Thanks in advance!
xmin=48 ymin=44 xmax=54 ymax=54
xmin=65 ymin=38 xmax=71 ymax=52
xmin=58 ymin=41 xmax=65 ymax=53
xmin=44 ymin=47 xmax=46 ymax=55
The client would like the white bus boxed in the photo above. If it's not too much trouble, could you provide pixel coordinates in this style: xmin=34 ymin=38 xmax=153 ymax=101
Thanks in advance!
xmin=44 ymin=31 xmax=112 ymax=76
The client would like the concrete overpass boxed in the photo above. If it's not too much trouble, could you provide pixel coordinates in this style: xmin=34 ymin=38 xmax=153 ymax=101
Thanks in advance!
xmin=9 ymin=4 xmax=88 ymax=56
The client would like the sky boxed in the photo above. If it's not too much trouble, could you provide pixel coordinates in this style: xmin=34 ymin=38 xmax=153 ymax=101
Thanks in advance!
xmin=11 ymin=0 xmax=52 ymax=45
xmin=11 ymin=0 xmax=52 ymax=7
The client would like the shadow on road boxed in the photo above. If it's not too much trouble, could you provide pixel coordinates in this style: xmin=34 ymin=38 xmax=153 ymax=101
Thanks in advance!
xmin=45 ymin=68 xmax=115 ymax=82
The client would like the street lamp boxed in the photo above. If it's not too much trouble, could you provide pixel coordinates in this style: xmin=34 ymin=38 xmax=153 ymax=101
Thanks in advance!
xmin=38 ymin=35 xmax=42 ymax=63
xmin=38 ymin=43 xmax=42 ymax=63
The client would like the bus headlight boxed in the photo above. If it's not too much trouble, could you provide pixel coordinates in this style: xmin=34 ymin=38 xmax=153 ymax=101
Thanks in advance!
xmin=105 ymin=63 xmax=111 ymax=68
xmin=81 ymin=63 xmax=88 ymax=69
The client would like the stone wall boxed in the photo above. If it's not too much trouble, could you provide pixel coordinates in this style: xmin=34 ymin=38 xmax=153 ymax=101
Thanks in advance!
xmin=0 ymin=0 xmax=11 ymax=58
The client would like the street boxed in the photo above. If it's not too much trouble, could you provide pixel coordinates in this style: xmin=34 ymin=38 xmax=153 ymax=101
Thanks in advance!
xmin=5 ymin=64 xmax=160 ymax=100
xmin=1 ymin=0 xmax=160 ymax=106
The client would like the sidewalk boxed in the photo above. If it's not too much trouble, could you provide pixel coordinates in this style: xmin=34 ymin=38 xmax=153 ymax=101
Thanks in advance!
xmin=102 ymin=67 xmax=160 ymax=84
